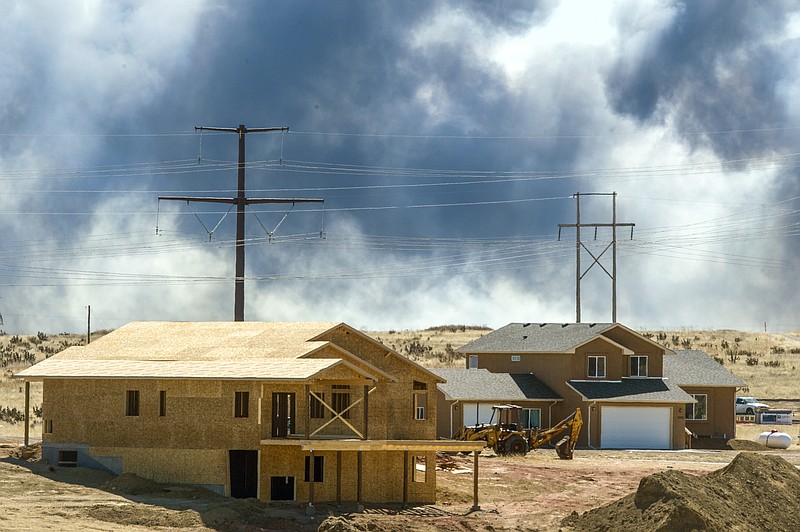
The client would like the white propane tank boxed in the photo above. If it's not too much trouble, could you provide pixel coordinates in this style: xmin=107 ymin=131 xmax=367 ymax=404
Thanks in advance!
xmin=757 ymin=430 xmax=793 ymax=449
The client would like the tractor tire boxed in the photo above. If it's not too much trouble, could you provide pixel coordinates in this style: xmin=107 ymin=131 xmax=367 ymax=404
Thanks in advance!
xmin=503 ymin=434 xmax=529 ymax=455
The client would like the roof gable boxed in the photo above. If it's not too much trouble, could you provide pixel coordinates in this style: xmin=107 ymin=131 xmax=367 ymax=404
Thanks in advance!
xmin=457 ymin=322 xmax=617 ymax=353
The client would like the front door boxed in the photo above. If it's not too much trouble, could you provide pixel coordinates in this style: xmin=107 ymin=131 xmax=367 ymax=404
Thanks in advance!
xmin=272 ymin=392 xmax=296 ymax=437
xmin=229 ymin=450 xmax=258 ymax=498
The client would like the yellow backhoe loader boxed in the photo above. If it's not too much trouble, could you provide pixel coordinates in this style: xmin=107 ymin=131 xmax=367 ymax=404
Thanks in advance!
xmin=454 ymin=405 xmax=582 ymax=459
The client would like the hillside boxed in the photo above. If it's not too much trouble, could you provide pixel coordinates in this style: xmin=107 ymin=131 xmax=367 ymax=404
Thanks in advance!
xmin=0 ymin=325 xmax=797 ymax=438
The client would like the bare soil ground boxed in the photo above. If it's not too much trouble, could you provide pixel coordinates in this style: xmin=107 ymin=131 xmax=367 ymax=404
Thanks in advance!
xmin=1 ymin=443 xmax=799 ymax=531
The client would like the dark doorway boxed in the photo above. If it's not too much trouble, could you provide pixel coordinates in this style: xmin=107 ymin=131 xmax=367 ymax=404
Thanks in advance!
xmin=270 ymin=476 xmax=295 ymax=500
xmin=272 ymin=392 xmax=296 ymax=437
xmin=229 ymin=450 xmax=258 ymax=498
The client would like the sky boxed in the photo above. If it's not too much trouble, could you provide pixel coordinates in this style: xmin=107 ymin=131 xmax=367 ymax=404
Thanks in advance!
xmin=2 ymin=0 xmax=800 ymax=334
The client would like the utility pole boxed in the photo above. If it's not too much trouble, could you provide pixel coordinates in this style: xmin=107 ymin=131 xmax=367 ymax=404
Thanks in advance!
xmin=558 ymin=192 xmax=634 ymax=323
xmin=160 ymin=124 xmax=323 ymax=321
xmin=87 ymin=305 xmax=91 ymax=344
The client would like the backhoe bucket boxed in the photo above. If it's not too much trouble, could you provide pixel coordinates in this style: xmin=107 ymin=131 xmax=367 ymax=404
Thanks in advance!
xmin=554 ymin=435 xmax=574 ymax=460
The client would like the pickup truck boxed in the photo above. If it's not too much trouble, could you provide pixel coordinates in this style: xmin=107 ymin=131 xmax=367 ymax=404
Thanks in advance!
xmin=735 ymin=397 xmax=769 ymax=415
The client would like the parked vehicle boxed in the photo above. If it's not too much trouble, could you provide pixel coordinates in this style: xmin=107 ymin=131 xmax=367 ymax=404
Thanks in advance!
xmin=735 ymin=397 xmax=769 ymax=415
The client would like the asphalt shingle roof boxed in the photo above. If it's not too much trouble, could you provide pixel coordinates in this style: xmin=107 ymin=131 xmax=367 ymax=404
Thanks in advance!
xmin=432 ymin=368 xmax=561 ymax=401
xmin=456 ymin=322 xmax=617 ymax=353
xmin=568 ymin=378 xmax=696 ymax=403
xmin=664 ymin=350 xmax=747 ymax=387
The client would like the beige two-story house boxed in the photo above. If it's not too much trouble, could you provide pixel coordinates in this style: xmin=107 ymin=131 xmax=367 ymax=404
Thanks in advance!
xmin=441 ymin=322 xmax=744 ymax=449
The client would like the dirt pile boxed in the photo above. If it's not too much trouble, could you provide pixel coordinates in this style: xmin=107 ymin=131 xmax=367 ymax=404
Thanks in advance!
xmin=101 ymin=472 xmax=164 ymax=495
xmin=564 ymin=452 xmax=800 ymax=531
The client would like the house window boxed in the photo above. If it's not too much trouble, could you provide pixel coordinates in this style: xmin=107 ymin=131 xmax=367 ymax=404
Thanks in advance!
xmin=520 ymin=408 xmax=542 ymax=430
xmin=588 ymin=356 xmax=606 ymax=378
xmin=413 ymin=455 xmax=426 ymax=483
xmin=414 ymin=393 xmax=428 ymax=420
xmin=44 ymin=420 xmax=53 ymax=434
xmin=58 ymin=450 xmax=78 ymax=467
xmin=413 ymin=380 xmax=427 ymax=390
xmin=630 ymin=355 xmax=648 ymax=377
xmin=234 ymin=391 xmax=249 ymax=418
xmin=687 ymin=394 xmax=708 ymax=420
xmin=159 ymin=390 xmax=167 ymax=417
xmin=469 ymin=355 xmax=478 ymax=369
xmin=332 ymin=385 xmax=351 ymax=419
xmin=309 ymin=393 xmax=326 ymax=419
xmin=511 ymin=355 xmax=521 ymax=362
xmin=304 ymin=455 xmax=324 ymax=482
xmin=125 ymin=390 xmax=140 ymax=416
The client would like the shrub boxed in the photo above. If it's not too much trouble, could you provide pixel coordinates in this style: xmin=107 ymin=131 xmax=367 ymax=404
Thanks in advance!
xmin=763 ymin=360 xmax=782 ymax=368
xmin=745 ymin=356 xmax=759 ymax=366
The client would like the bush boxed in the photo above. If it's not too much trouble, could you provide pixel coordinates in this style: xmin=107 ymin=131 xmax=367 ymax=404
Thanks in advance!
xmin=745 ymin=356 xmax=759 ymax=366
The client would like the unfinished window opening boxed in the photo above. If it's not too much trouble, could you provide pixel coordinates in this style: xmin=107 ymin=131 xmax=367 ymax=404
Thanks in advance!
xmin=332 ymin=385 xmax=351 ymax=420
xmin=687 ymin=394 xmax=708 ymax=421
xmin=272 ymin=392 xmax=296 ymax=437
xmin=159 ymin=390 xmax=167 ymax=417
xmin=413 ymin=455 xmax=426 ymax=483
xmin=309 ymin=392 xmax=325 ymax=419
xmin=468 ymin=355 xmax=478 ymax=369
xmin=304 ymin=455 xmax=324 ymax=482
xmin=125 ymin=390 xmax=140 ymax=416
xmin=234 ymin=391 xmax=249 ymax=418
xmin=58 ymin=450 xmax=78 ymax=467
xmin=630 ymin=355 xmax=648 ymax=377
xmin=588 ymin=355 xmax=606 ymax=378
xmin=44 ymin=420 xmax=53 ymax=434
xmin=412 ymin=380 xmax=427 ymax=390
xmin=413 ymin=392 xmax=428 ymax=420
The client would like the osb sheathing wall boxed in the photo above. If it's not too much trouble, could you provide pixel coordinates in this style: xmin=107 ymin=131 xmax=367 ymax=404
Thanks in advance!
xmin=90 ymin=447 xmax=228 ymax=487
xmin=260 ymin=445 xmax=436 ymax=504
xmin=42 ymin=379 xmax=263 ymax=449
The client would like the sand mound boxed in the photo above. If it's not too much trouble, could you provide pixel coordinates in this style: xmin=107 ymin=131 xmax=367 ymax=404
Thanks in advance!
xmin=101 ymin=472 xmax=164 ymax=495
xmin=564 ymin=452 xmax=800 ymax=531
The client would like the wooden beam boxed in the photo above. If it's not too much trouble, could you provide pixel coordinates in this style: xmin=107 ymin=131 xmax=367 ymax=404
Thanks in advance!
xmin=304 ymin=384 xmax=310 ymax=438
xmin=23 ymin=381 xmax=30 ymax=447
xmin=336 ymin=450 xmax=342 ymax=505
xmin=357 ymin=450 xmax=363 ymax=507
xmin=308 ymin=449 xmax=315 ymax=510
xmin=403 ymin=449 xmax=409 ymax=508
xmin=471 ymin=450 xmax=480 ymax=512
xmin=363 ymin=385 xmax=369 ymax=440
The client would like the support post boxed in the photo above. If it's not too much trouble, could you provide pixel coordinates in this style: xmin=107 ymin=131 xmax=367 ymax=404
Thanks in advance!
xmin=471 ymin=449 xmax=480 ymax=512
xmin=357 ymin=450 xmax=364 ymax=512
xmin=403 ymin=449 xmax=409 ymax=508
xmin=576 ymin=193 xmax=581 ymax=323
xmin=307 ymin=449 xmax=315 ymax=515
xmin=304 ymin=384 xmax=310 ymax=438
xmin=336 ymin=450 xmax=342 ymax=506
xmin=24 ymin=381 xmax=30 ymax=447
xmin=363 ymin=385 xmax=369 ymax=440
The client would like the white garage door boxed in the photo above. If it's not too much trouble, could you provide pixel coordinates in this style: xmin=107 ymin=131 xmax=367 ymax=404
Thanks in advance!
xmin=601 ymin=406 xmax=672 ymax=449
xmin=462 ymin=403 xmax=495 ymax=426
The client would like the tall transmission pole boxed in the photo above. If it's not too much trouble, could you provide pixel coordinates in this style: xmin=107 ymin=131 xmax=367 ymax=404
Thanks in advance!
xmin=558 ymin=192 xmax=634 ymax=323
xmin=160 ymin=124 xmax=323 ymax=321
